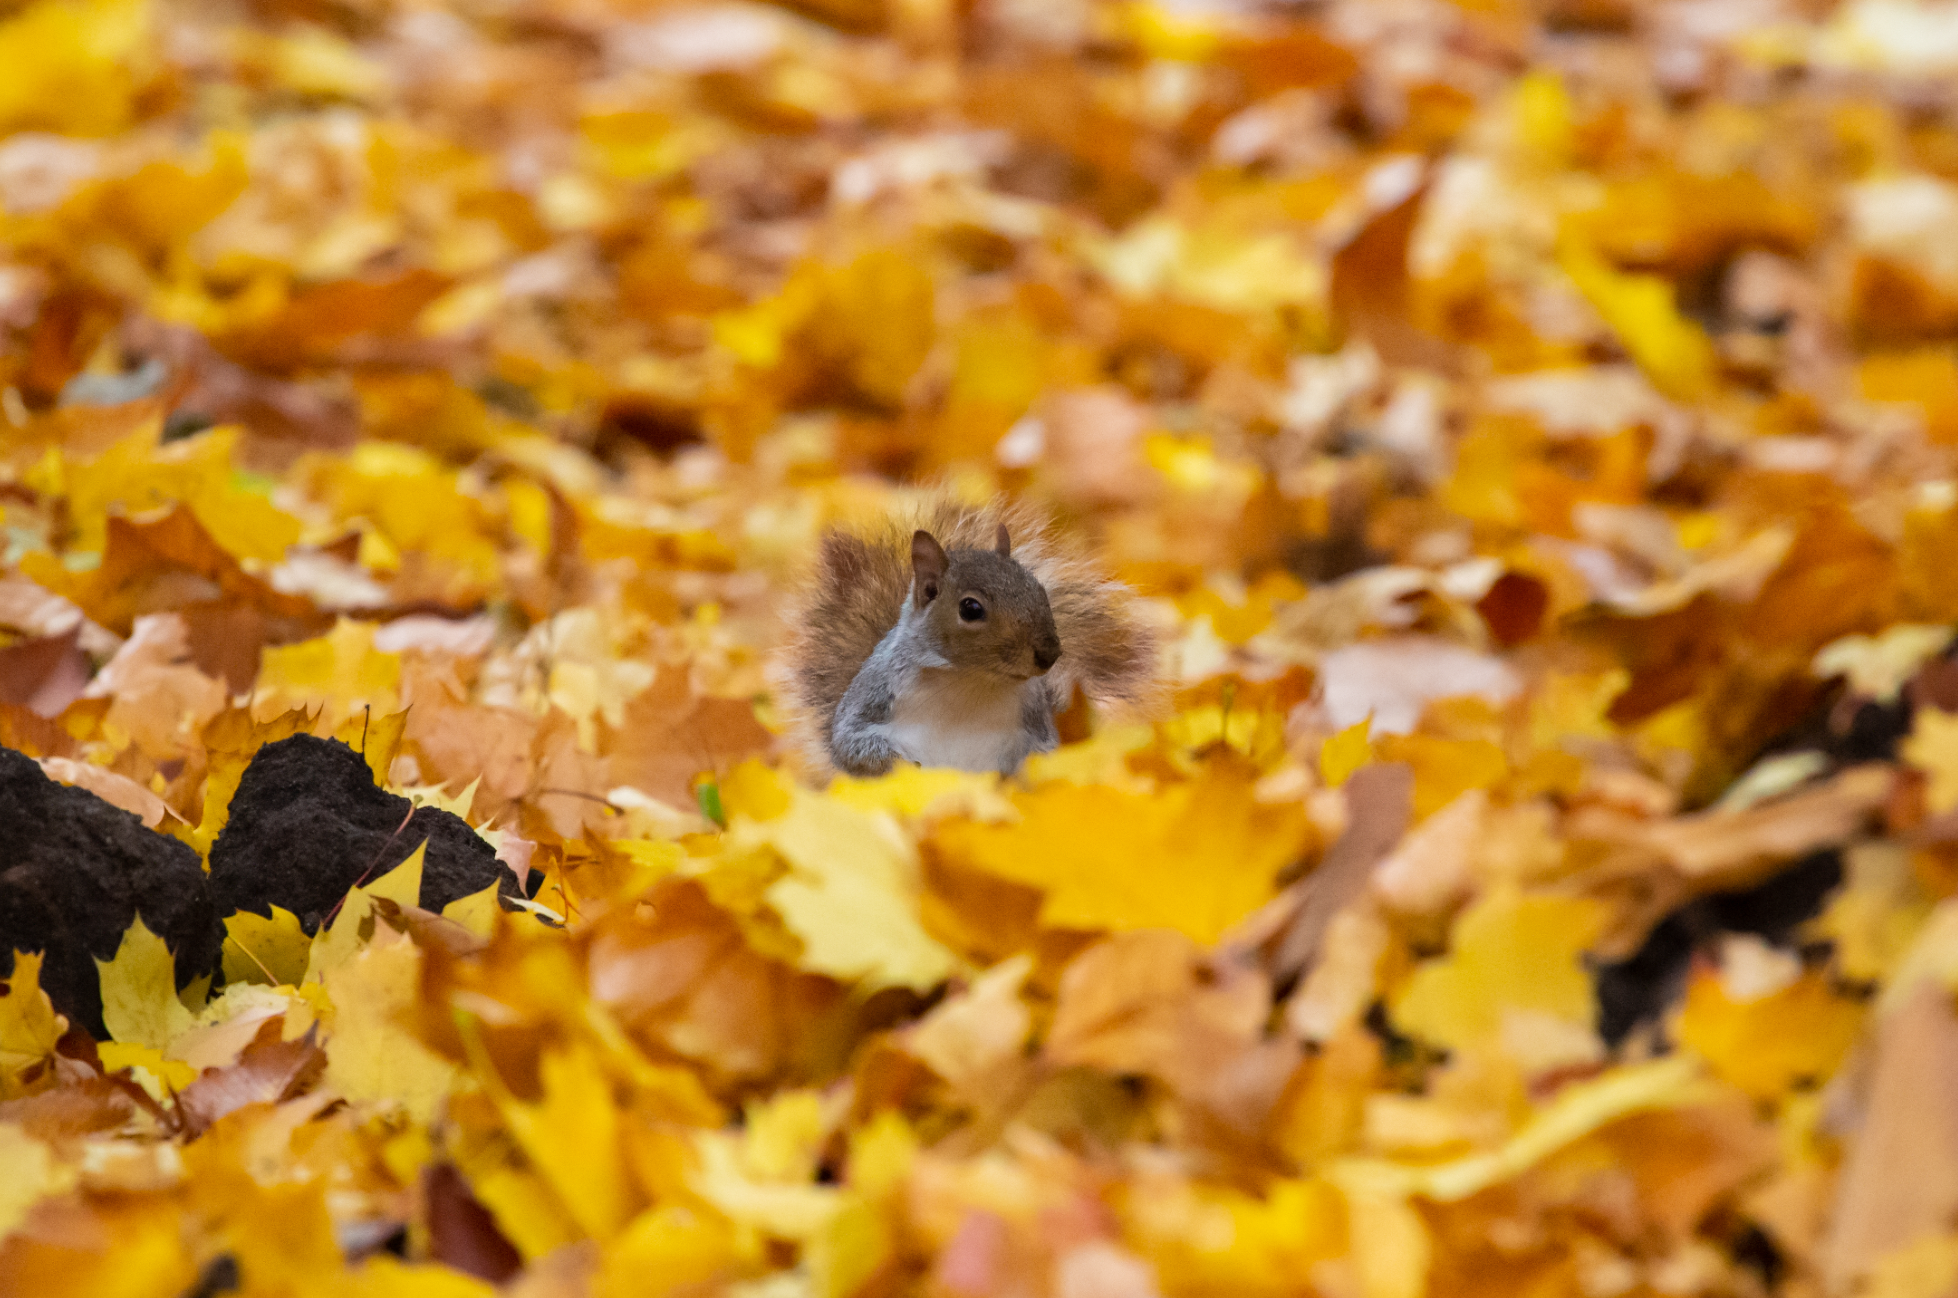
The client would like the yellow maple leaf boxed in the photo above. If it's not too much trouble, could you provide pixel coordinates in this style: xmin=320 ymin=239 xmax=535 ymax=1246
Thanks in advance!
xmin=1125 ymin=1176 xmax=1346 ymax=1298
xmin=1528 ymin=669 xmax=1628 ymax=754
xmin=845 ymin=1111 xmax=917 ymax=1202
xmin=334 ymin=708 xmax=410 ymax=789
xmin=258 ymin=618 xmax=403 ymax=717
xmin=1514 ymin=68 xmax=1574 ymax=165
xmin=495 ymin=1040 xmax=637 ymax=1240
xmin=827 ymin=764 xmax=1006 ymax=820
xmin=1 ymin=953 xmax=67 ymax=1099
xmin=1559 ymin=235 xmax=1717 ymax=401
xmin=322 ymin=936 xmax=456 ymax=1124
xmin=96 ymin=1041 xmax=197 ymax=1094
xmin=96 ymin=914 xmax=197 ymax=1050
xmin=401 ymin=776 xmax=481 ymax=822
xmin=303 ymin=442 xmax=503 ymax=594
xmin=594 ymin=1205 xmax=759 ymax=1298
xmin=717 ymin=758 xmax=793 ymax=821
xmin=58 ymin=423 xmax=301 ymax=562
xmin=1374 ymin=732 xmax=1508 ymax=821
xmin=221 ymin=905 xmax=312 ymax=987
xmin=464 ymin=1163 xmax=582 ymax=1262
xmin=0 ymin=0 xmax=152 ymax=137
xmin=1320 ymin=717 xmax=1373 ymax=788
xmin=1020 ymin=722 xmax=1156 ymax=789
xmin=363 ymin=839 xmax=428 ymax=910
xmin=1904 ymin=706 xmax=1958 ymax=815
xmin=305 ymin=843 xmax=427 ymax=984
xmin=930 ymin=757 xmax=1314 ymax=946
xmin=725 ymin=788 xmax=960 ymax=993
xmin=440 ymin=883 xmax=503 ymax=940
xmin=1675 ymin=967 xmax=1866 ymax=1099
xmin=1390 ymin=888 xmax=1607 ymax=1057
xmin=338 ymin=1257 xmax=499 ymax=1298
xmin=807 ymin=1193 xmax=889 ymax=1298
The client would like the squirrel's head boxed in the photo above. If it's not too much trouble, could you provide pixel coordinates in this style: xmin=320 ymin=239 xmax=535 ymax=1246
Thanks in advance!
xmin=910 ymin=525 xmax=1062 ymax=681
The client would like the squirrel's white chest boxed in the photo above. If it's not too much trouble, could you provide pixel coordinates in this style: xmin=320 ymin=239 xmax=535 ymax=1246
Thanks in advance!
xmin=888 ymin=669 xmax=1031 ymax=774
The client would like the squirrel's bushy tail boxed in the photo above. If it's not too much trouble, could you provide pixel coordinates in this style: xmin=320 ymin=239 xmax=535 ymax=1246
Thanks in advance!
xmin=777 ymin=498 xmax=1160 ymax=778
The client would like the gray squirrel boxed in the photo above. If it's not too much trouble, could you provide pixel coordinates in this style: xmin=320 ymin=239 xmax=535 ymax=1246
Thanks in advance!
xmin=780 ymin=499 xmax=1159 ymax=778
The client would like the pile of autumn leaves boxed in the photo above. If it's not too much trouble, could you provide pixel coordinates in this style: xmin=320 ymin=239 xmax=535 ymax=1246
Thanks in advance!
xmin=16 ymin=0 xmax=1958 ymax=1292
xmin=4 ymin=448 xmax=1952 ymax=1298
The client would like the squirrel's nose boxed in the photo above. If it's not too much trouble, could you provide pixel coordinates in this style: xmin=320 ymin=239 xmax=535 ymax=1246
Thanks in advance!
xmin=1033 ymin=642 xmax=1060 ymax=673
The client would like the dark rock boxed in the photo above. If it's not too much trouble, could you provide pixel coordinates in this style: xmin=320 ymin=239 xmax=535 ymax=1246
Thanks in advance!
xmin=208 ymin=734 xmax=515 ymax=933
xmin=0 ymin=746 xmax=222 ymax=1040
xmin=1594 ymin=908 xmax=1700 ymax=1049
xmin=1707 ymin=848 xmax=1844 ymax=942
xmin=1594 ymin=849 xmax=1845 ymax=1047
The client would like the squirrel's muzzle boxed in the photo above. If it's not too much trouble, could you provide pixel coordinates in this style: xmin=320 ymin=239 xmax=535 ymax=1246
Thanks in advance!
xmin=1033 ymin=641 xmax=1060 ymax=673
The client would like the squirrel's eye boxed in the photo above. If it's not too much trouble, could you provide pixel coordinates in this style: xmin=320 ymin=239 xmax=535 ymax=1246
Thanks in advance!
xmin=958 ymin=597 xmax=985 ymax=622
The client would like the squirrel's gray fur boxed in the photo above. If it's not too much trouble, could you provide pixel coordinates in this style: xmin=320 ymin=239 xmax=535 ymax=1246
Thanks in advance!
xmin=779 ymin=498 xmax=1159 ymax=779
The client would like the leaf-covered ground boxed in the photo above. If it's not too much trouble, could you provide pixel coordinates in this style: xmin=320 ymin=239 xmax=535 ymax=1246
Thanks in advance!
xmin=8 ymin=0 xmax=1958 ymax=1294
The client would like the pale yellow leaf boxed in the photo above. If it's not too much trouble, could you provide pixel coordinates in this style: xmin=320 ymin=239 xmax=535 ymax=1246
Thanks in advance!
xmin=96 ymin=913 xmax=197 ymax=1050
xmin=1320 ymin=717 xmax=1373 ymax=788
xmin=499 ymin=1040 xmax=635 ymax=1240
xmin=365 ymin=839 xmax=428 ymax=910
xmin=221 ymin=905 xmax=311 ymax=987
xmin=323 ymin=936 xmax=456 ymax=1124
xmin=0 ymin=1123 xmax=71 ymax=1240
xmin=727 ymin=790 xmax=959 ymax=993
xmin=1905 ymin=706 xmax=1958 ymax=815
xmin=1390 ymin=887 xmax=1607 ymax=1058
xmin=96 ymin=1041 xmax=197 ymax=1095
xmin=1 ymin=952 xmax=66 ymax=1099
xmin=440 ymin=882 xmax=502 ymax=940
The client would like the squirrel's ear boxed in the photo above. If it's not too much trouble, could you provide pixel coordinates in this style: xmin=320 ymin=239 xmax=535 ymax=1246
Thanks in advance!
xmin=995 ymin=523 xmax=1011 ymax=557
xmin=911 ymin=530 xmax=947 ymax=605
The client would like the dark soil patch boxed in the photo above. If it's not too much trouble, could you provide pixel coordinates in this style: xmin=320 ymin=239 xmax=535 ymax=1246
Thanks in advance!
xmin=208 ymin=734 xmax=515 ymax=933
xmin=0 ymin=746 xmax=222 ymax=1039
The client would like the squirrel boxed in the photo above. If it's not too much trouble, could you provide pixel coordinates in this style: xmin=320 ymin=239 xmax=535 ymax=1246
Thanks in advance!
xmin=781 ymin=499 xmax=1159 ymax=778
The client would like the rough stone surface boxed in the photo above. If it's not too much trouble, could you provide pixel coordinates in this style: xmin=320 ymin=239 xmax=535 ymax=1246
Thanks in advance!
xmin=0 ymin=745 xmax=222 ymax=1039
xmin=208 ymin=734 xmax=514 ymax=932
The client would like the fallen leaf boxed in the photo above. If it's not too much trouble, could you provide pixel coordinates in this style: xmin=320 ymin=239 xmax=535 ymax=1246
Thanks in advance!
xmin=483 ymin=1038 xmax=636 ymax=1241
xmin=905 ymin=954 xmax=1032 ymax=1102
xmin=323 ymin=933 xmax=457 ymax=1124
xmin=1823 ymin=982 xmax=1958 ymax=1290
xmin=95 ymin=913 xmax=196 ymax=1050
xmin=175 ymin=1028 xmax=325 ymax=1136
xmin=930 ymin=757 xmax=1313 ymax=946
xmin=1905 ymin=706 xmax=1958 ymax=815
xmin=1675 ymin=966 xmax=1865 ymax=1099
xmin=1319 ymin=717 xmax=1372 ymax=788
xmin=1391 ymin=888 xmax=1607 ymax=1060
xmin=727 ymin=786 xmax=960 ymax=992
xmin=221 ymin=905 xmax=311 ymax=988
xmin=0 ymin=952 xmax=67 ymax=1099
xmin=0 ymin=1122 xmax=70 ymax=1239
xmin=441 ymin=884 xmax=503 ymax=941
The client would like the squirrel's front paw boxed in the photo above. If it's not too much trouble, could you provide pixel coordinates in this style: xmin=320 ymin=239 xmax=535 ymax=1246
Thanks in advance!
xmin=832 ymin=729 xmax=899 ymax=777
